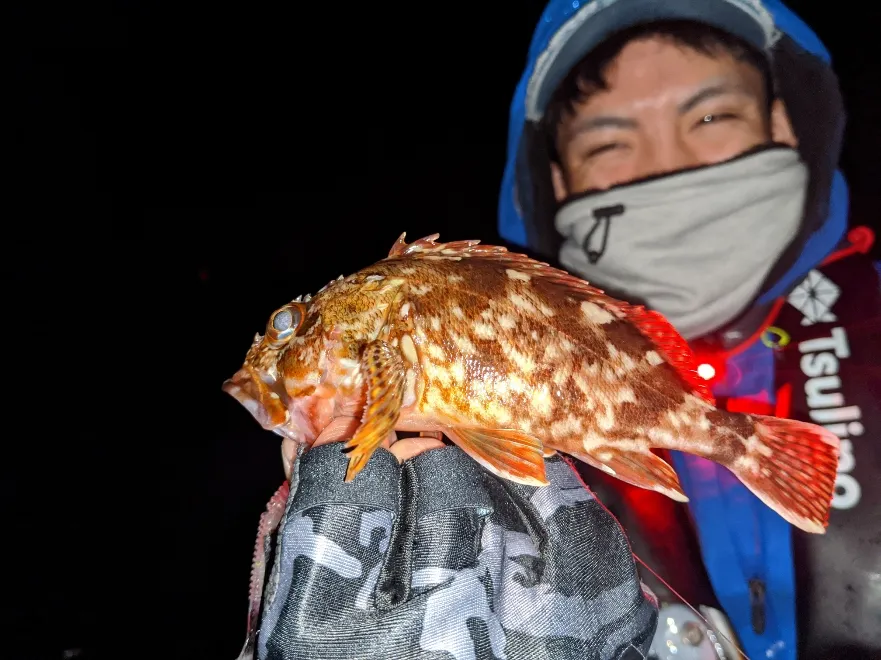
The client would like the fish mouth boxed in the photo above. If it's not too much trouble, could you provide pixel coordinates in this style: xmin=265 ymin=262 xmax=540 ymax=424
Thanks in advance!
xmin=222 ymin=367 xmax=292 ymax=433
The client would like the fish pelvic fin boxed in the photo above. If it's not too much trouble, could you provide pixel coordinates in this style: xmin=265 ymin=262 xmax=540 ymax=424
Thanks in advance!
xmin=571 ymin=449 xmax=688 ymax=502
xmin=446 ymin=426 xmax=549 ymax=487
xmin=725 ymin=413 xmax=841 ymax=534
xmin=343 ymin=340 xmax=405 ymax=482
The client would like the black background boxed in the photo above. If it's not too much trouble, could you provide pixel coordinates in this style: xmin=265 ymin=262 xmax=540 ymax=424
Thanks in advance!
xmin=8 ymin=1 xmax=880 ymax=658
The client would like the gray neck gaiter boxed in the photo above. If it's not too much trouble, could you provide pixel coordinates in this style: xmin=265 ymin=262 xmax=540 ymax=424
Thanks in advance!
xmin=556 ymin=147 xmax=808 ymax=340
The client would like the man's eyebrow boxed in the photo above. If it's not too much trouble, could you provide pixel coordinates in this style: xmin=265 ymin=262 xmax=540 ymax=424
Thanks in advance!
xmin=568 ymin=115 xmax=639 ymax=136
xmin=678 ymin=82 xmax=754 ymax=114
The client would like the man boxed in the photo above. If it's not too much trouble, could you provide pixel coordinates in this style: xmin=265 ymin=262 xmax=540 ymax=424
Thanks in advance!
xmin=498 ymin=0 xmax=881 ymax=658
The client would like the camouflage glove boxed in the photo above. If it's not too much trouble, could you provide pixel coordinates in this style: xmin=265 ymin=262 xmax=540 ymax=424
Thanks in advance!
xmin=254 ymin=441 xmax=658 ymax=660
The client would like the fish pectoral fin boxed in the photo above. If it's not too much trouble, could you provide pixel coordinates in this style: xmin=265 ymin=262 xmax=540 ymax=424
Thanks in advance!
xmin=447 ymin=426 xmax=549 ymax=487
xmin=572 ymin=448 xmax=688 ymax=502
xmin=343 ymin=340 xmax=406 ymax=482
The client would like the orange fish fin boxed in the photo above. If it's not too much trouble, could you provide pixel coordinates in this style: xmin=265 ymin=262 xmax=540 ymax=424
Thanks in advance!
xmin=342 ymin=340 xmax=406 ymax=482
xmin=446 ymin=426 xmax=549 ymax=487
xmin=619 ymin=305 xmax=715 ymax=405
xmin=728 ymin=414 xmax=840 ymax=534
xmin=571 ymin=449 xmax=689 ymax=502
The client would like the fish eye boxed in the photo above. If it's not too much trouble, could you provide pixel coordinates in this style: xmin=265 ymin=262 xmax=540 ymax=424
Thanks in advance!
xmin=267 ymin=303 xmax=305 ymax=343
xmin=272 ymin=309 xmax=294 ymax=332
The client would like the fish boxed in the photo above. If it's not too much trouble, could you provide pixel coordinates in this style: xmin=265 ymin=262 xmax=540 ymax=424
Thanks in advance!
xmin=222 ymin=233 xmax=841 ymax=534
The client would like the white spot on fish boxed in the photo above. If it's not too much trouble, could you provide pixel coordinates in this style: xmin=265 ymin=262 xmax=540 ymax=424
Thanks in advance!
xmin=450 ymin=361 xmax=466 ymax=382
xmin=365 ymin=274 xmax=384 ymax=282
xmin=269 ymin=392 xmax=280 ymax=400
xmin=426 ymin=344 xmax=446 ymax=361
xmin=647 ymin=428 xmax=676 ymax=445
xmin=452 ymin=334 xmax=478 ymax=355
xmin=744 ymin=434 xmax=773 ymax=457
xmin=573 ymin=374 xmax=591 ymax=396
xmin=447 ymin=274 xmax=464 ymax=283
xmin=483 ymin=402 xmax=512 ymax=425
xmin=581 ymin=431 xmax=606 ymax=452
xmin=538 ymin=302 xmax=555 ymax=317
xmin=507 ymin=374 xmax=528 ymax=395
xmin=424 ymin=363 xmax=451 ymax=389
xmin=544 ymin=343 xmax=560 ymax=360
xmin=615 ymin=387 xmax=636 ymax=404
xmin=430 ymin=317 xmax=441 ymax=331
xmin=451 ymin=306 xmax=465 ymax=319
xmin=401 ymin=267 xmax=417 ymax=275
xmin=399 ymin=302 xmax=411 ymax=318
xmin=508 ymin=292 xmax=537 ymax=315
xmin=506 ymin=268 xmax=531 ymax=282
xmin=530 ymin=384 xmax=553 ymax=417
xmin=552 ymin=369 xmax=568 ymax=386
xmin=411 ymin=284 xmax=432 ymax=296
xmin=698 ymin=416 xmax=711 ymax=431
xmin=498 ymin=315 xmax=517 ymax=330
xmin=596 ymin=407 xmax=615 ymax=431
xmin=600 ymin=464 xmax=617 ymax=476
xmin=402 ymin=369 xmax=417 ymax=407
xmin=474 ymin=323 xmax=495 ymax=340
xmin=508 ymin=347 xmax=536 ymax=374
xmin=550 ymin=416 xmax=583 ymax=438
xmin=645 ymin=350 xmax=664 ymax=366
xmin=581 ymin=301 xmax=614 ymax=324
xmin=734 ymin=454 xmax=759 ymax=472
xmin=400 ymin=334 xmax=418 ymax=365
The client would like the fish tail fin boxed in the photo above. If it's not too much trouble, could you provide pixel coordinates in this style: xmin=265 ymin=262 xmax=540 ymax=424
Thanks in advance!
xmin=723 ymin=413 xmax=840 ymax=534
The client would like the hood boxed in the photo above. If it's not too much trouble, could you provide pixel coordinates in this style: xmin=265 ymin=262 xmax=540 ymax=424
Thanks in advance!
xmin=498 ymin=0 xmax=849 ymax=327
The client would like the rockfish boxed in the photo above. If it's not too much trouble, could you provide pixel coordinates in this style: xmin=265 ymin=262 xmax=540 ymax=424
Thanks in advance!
xmin=223 ymin=233 xmax=840 ymax=534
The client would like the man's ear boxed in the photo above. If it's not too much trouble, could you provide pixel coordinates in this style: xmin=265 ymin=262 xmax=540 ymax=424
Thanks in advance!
xmin=550 ymin=162 xmax=568 ymax=202
xmin=770 ymin=98 xmax=798 ymax=147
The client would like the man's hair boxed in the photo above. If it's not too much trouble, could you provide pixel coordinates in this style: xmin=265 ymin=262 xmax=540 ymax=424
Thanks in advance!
xmin=543 ymin=19 xmax=775 ymax=163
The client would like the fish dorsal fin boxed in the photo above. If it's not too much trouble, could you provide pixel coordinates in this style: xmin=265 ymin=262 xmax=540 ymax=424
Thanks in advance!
xmin=387 ymin=232 xmax=483 ymax=258
xmin=622 ymin=306 xmax=715 ymax=405
xmin=386 ymin=233 xmax=714 ymax=405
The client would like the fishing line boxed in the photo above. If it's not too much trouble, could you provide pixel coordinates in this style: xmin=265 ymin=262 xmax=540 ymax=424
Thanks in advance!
xmin=634 ymin=553 xmax=751 ymax=660
xmin=559 ymin=452 xmax=750 ymax=658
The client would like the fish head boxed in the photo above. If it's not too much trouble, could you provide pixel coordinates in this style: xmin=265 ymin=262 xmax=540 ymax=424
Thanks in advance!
xmin=223 ymin=295 xmax=332 ymax=446
xmin=223 ymin=272 xmax=403 ymax=446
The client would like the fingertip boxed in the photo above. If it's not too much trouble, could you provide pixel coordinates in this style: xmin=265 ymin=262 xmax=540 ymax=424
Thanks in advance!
xmin=389 ymin=437 xmax=446 ymax=463
xmin=312 ymin=416 xmax=361 ymax=448
xmin=282 ymin=438 xmax=297 ymax=480
xmin=380 ymin=431 xmax=398 ymax=450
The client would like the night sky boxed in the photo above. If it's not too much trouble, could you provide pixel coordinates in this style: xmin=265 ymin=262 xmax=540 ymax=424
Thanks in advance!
xmin=8 ymin=2 xmax=880 ymax=658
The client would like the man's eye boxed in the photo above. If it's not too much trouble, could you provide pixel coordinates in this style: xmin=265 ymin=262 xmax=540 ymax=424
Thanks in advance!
xmin=585 ymin=143 xmax=622 ymax=158
xmin=697 ymin=112 xmax=737 ymax=126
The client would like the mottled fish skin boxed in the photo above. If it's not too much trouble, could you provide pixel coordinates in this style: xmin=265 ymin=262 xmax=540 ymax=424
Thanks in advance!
xmin=224 ymin=233 xmax=840 ymax=535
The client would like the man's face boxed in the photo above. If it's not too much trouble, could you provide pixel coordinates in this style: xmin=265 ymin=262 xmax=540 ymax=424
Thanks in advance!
xmin=551 ymin=35 xmax=798 ymax=197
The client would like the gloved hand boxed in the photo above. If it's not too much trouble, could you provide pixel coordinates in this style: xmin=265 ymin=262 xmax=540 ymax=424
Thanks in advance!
xmin=253 ymin=415 xmax=659 ymax=660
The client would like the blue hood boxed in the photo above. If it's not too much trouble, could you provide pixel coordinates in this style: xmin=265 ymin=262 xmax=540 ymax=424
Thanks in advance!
xmin=498 ymin=0 xmax=849 ymax=310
